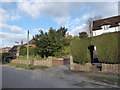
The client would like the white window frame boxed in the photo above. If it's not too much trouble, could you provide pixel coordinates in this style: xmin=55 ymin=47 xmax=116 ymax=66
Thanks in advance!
xmin=101 ymin=25 xmax=110 ymax=30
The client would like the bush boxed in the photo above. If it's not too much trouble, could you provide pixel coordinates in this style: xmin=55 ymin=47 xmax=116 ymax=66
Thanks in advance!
xmin=19 ymin=45 xmax=38 ymax=56
xmin=91 ymin=32 xmax=119 ymax=63
xmin=17 ymin=55 xmax=41 ymax=60
xmin=71 ymin=38 xmax=91 ymax=64
xmin=62 ymin=46 xmax=71 ymax=55
xmin=0 ymin=53 xmax=9 ymax=61
xmin=71 ymin=32 xmax=120 ymax=64
xmin=19 ymin=45 xmax=27 ymax=56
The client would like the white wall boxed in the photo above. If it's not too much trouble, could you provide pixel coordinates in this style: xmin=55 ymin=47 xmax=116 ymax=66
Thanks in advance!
xmin=93 ymin=26 xmax=120 ymax=36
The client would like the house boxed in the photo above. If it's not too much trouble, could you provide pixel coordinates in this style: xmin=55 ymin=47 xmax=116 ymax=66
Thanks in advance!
xmin=92 ymin=15 xmax=120 ymax=36
xmin=24 ymin=40 xmax=36 ymax=47
xmin=9 ymin=45 xmax=20 ymax=59
xmin=0 ymin=47 xmax=11 ymax=53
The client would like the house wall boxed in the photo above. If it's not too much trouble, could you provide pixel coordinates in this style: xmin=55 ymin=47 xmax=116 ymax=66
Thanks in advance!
xmin=93 ymin=26 xmax=120 ymax=36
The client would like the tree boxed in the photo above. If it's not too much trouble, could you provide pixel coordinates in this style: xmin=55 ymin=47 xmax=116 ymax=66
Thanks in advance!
xmin=32 ymin=27 xmax=69 ymax=58
xmin=19 ymin=45 xmax=27 ymax=56
xmin=86 ymin=16 xmax=102 ymax=37
xmin=19 ymin=45 xmax=38 ymax=56
xmin=79 ymin=32 xmax=88 ymax=38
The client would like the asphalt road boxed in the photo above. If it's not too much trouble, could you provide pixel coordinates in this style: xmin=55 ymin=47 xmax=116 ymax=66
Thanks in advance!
xmin=2 ymin=65 xmax=118 ymax=88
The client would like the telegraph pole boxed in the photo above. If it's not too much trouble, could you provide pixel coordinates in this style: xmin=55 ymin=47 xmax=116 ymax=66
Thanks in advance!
xmin=27 ymin=30 xmax=29 ymax=66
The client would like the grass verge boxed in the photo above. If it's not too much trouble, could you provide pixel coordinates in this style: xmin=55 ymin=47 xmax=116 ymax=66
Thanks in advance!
xmin=6 ymin=63 xmax=48 ymax=70
xmin=88 ymin=75 xmax=120 ymax=84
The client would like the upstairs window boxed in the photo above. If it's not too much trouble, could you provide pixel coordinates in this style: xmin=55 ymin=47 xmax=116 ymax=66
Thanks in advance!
xmin=101 ymin=25 xmax=110 ymax=30
xmin=118 ymin=22 xmax=120 ymax=26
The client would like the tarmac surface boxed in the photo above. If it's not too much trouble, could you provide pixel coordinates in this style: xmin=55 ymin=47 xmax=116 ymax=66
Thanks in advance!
xmin=2 ymin=65 xmax=119 ymax=88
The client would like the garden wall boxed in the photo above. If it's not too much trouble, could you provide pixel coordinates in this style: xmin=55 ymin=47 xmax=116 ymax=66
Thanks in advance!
xmin=70 ymin=56 xmax=120 ymax=74
xmin=11 ymin=57 xmax=70 ymax=67
xmin=11 ymin=59 xmax=52 ymax=67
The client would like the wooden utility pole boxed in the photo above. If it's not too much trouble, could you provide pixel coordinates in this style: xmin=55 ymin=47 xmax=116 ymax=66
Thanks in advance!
xmin=27 ymin=30 xmax=29 ymax=66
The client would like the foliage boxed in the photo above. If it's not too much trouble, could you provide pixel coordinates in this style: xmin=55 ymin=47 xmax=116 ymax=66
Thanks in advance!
xmin=62 ymin=46 xmax=71 ymax=55
xmin=0 ymin=53 xmax=9 ymax=60
xmin=79 ymin=32 xmax=88 ymax=38
xmin=19 ymin=45 xmax=38 ymax=56
xmin=91 ymin=32 xmax=119 ymax=63
xmin=71 ymin=38 xmax=91 ymax=64
xmin=88 ymin=75 xmax=120 ymax=83
xmin=19 ymin=45 xmax=27 ymax=56
xmin=72 ymin=36 xmax=80 ymax=40
xmin=17 ymin=55 xmax=41 ymax=60
xmin=33 ymin=27 xmax=69 ymax=57
xmin=8 ymin=63 xmax=48 ymax=70
xmin=71 ymin=32 xmax=120 ymax=64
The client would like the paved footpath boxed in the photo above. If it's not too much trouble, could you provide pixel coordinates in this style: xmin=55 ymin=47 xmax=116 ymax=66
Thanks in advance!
xmin=2 ymin=65 xmax=119 ymax=88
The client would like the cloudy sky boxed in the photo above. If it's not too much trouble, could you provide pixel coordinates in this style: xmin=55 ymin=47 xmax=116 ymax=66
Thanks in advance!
xmin=0 ymin=0 xmax=119 ymax=48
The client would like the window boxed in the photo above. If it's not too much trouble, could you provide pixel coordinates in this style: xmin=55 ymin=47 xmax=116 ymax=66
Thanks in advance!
xmin=101 ymin=25 xmax=110 ymax=30
xmin=118 ymin=22 xmax=120 ymax=26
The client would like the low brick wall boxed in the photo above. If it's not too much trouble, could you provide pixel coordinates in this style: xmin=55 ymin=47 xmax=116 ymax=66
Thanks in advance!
xmin=11 ymin=59 xmax=52 ymax=67
xmin=11 ymin=57 xmax=70 ymax=67
xmin=70 ymin=55 xmax=120 ymax=74
xmin=102 ymin=64 xmax=120 ymax=74
xmin=11 ymin=60 xmax=29 ymax=65
xmin=52 ymin=60 xmax=64 ymax=67
xmin=34 ymin=60 xmax=52 ymax=67
xmin=70 ymin=62 xmax=120 ymax=74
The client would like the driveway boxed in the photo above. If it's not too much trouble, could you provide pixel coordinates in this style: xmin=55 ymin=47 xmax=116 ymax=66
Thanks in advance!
xmin=2 ymin=65 xmax=119 ymax=88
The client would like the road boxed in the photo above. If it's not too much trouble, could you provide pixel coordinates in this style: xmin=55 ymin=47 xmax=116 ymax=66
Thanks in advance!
xmin=2 ymin=65 xmax=118 ymax=88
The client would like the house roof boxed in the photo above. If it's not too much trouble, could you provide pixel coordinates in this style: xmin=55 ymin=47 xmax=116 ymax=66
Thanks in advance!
xmin=9 ymin=45 xmax=19 ymax=52
xmin=92 ymin=15 xmax=120 ymax=31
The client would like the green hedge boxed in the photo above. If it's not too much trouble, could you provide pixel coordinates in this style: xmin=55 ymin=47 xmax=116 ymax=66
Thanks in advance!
xmin=71 ymin=38 xmax=91 ymax=64
xmin=19 ymin=45 xmax=38 ymax=56
xmin=71 ymin=32 xmax=120 ymax=64
xmin=91 ymin=32 xmax=119 ymax=63
xmin=0 ymin=53 xmax=9 ymax=60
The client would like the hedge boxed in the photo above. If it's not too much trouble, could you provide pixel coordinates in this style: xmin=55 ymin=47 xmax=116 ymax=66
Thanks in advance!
xmin=71 ymin=32 xmax=120 ymax=64
xmin=19 ymin=45 xmax=38 ymax=56
xmin=70 ymin=38 xmax=91 ymax=64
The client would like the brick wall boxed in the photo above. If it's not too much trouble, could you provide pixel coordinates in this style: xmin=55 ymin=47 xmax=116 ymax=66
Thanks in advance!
xmin=11 ymin=57 xmax=70 ymax=67
xmin=102 ymin=64 xmax=120 ymax=74
xmin=70 ymin=55 xmax=120 ymax=74
xmin=52 ymin=60 xmax=64 ymax=67
xmin=11 ymin=59 xmax=52 ymax=67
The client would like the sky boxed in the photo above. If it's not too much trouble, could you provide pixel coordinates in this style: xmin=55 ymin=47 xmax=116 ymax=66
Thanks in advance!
xmin=0 ymin=0 xmax=119 ymax=48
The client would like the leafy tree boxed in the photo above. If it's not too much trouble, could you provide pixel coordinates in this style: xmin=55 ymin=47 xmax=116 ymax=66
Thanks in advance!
xmin=19 ymin=45 xmax=38 ymax=56
xmin=19 ymin=45 xmax=27 ymax=56
xmin=32 ymin=27 xmax=69 ymax=57
xmin=86 ymin=16 xmax=102 ymax=37
xmin=72 ymin=36 xmax=80 ymax=40
xmin=79 ymin=32 xmax=88 ymax=38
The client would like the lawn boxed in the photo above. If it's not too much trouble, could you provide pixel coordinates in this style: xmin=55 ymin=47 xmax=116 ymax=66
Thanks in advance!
xmin=16 ymin=55 xmax=42 ymax=60
xmin=88 ymin=75 xmax=120 ymax=84
xmin=6 ymin=63 xmax=48 ymax=70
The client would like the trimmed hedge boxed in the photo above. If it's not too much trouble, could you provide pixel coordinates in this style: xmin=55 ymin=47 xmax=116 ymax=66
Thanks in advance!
xmin=19 ymin=45 xmax=38 ymax=56
xmin=91 ymin=32 xmax=119 ymax=63
xmin=71 ymin=32 xmax=120 ymax=64
xmin=70 ymin=38 xmax=91 ymax=64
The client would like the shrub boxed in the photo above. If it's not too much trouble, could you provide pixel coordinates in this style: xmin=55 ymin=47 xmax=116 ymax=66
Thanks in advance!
xmin=19 ymin=45 xmax=38 ymax=56
xmin=91 ymin=32 xmax=119 ymax=63
xmin=19 ymin=45 xmax=27 ymax=56
xmin=71 ymin=38 xmax=91 ymax=64
xmin=71 ymin=32 xmax=120 ymax=64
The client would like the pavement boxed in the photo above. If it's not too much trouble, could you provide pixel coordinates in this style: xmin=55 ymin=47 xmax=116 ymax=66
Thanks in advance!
xmin=1 ymin=65 xmax=119 ymax=88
